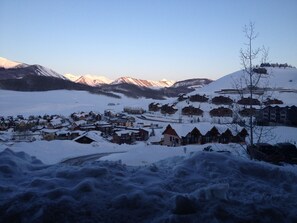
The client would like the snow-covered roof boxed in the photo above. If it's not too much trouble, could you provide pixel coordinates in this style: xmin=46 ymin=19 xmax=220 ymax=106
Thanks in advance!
xmin=74 ymin=131 xmax=102 ymax=142
xmin=74 ymin=120 xmax=87 ymax=126
xmin=50 ymin=118 xmax=63 ymax=126
xmin=166 ymin=122 xmax=245 ymax=137
xmin=42 ymin=129 xmax=58 ymax=134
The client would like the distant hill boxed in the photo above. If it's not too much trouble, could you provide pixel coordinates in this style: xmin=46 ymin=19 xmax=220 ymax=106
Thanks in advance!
xmin=64 ymin=74 xmax=113 ymax=86
xmin=110 ymin=77 xmax=175 ymax=88
xmin=172 ymin=78 xmax=213 ymax=88
xmin=197 ymin=67 xmax=297 ymax=94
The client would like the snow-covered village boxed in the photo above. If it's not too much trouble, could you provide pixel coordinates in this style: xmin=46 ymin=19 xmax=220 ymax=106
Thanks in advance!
xmin=1 ymin=1 xmax=297 ymax=222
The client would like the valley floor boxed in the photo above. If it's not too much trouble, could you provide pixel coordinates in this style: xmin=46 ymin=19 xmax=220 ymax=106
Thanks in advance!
xmin=1 ymin=89 xmax=297 ymax=222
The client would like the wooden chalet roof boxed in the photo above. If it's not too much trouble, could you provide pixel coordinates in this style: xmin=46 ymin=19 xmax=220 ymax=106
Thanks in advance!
xmin=162 ymin=125 xmax=179 ymax=137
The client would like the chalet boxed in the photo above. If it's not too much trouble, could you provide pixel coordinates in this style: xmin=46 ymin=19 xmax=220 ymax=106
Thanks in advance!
xmin=134 ymin=128 xmax=149 ymax=141
xmin=239 ymin=108 xmax=257 ymax=117
xmin=182 ymin=127 xmax=202 ymax=145
xmin=72 ymin=120 xmax=88 ymax=130
xmin=178 ymin=93 xmax=188 ymax=101
xmin=69 ymin=130 xmax=84 ymax=140
xmin=189 ymin=94 xmax=209 ymax=102
xmin=237 ymin=97 xmax=260 ymax=106
xmin=202 ymin=126 xmax=220 ymax=144
xmin=48 ymin=117 xmax=69 ymax=129
xmin=264 ymin=98 xmax=283 ymax=106
xmin=161 ymin=123 xmax=248 ymax=146
xmin=109 ymin=117 xmax=133 ymax=127
xmin=55 ymin=130 xmax=71 ymax=140
xmin=41 ymin=129 xmax=58 ymax=141
xmin=218 ymin=129 xmax=233 ymax=144
xmin=160 ymin=104 xmax=178 ymax=115
xmin=148 ymin=103 xmax=161 ymax=112
xmin=104 ymin=109 xmax=116 ymax=117
xmin=87 ymin=111 xmax=102 ymax=122
xmin=162 ymin=125 xmax=181 ymax=146
xmin=95 ymin=122 xmax=114 ymax=136
xmin=113 ymin=128 xmax=149 ymax=144
xmin=211 ymin=96 xmax=233 ymax=105
xmin=233 ymin=128 xmax=248 ymax=144
xmin=182 ymin=106 xmax=203 ymax=116
xmin=74 ymin=131 xmax=102 ymax=144
xmin=209 ymin=107 xmax=233 ymax=117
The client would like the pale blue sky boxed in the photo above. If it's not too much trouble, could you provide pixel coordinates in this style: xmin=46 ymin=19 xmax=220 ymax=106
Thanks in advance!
xmin=1 ymin=0 xmax=296 ymax=80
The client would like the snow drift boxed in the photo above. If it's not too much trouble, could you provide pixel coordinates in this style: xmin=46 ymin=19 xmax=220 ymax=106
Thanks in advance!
xmin=1 ymin=149 xmax=297 ymax=223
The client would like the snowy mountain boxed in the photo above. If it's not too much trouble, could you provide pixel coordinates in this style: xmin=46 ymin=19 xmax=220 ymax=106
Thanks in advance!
xmin=64 ymin=73 xmax=79 ymax=82
xmin=172 ymin=78 xmax=213 ymax=88
xmin=74 ymin=75 xmax=113 ymax=86
xmin=0 ymin=57 xmax=27 ymax=69
xmin=0 ymin=57 xmax=66 ymax=80
xmin=111 ymin=76 xmax=175 ymax=88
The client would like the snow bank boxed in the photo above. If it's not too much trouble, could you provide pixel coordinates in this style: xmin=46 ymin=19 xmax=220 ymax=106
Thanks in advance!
xmin=1 ymin=149 xmax=297 ymax=223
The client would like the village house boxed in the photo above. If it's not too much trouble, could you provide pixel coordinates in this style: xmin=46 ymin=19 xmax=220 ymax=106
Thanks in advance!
xmin=264 ymin=98 xmax=283 ymax=106
xmin=160 ymin=104 xmax=178 ymax=115
xmin=161 ymin=123 xmax=248 ymax=146
xmin=209 ymin=107 xmax=233 ymax=117
xmin=202 ymin=126 xmax=220 ymax=144
xmin=237 ymin=97 xmax=260 ymax=106
xmin=72 ymin=120 xmax=88 ymax=130
xmin=104 ymin=109 xmax=116 ymax=117
xmin=182 ymin=127 xmax=202 ymax=145
xmin=109 ymin=117 xmax=134 ymax=127
xmin=47 ymin=116 xmax=70 ymax=129
xmin=239 ymin=108 xmax=257 ymax=117
xmin=178 ymin=93 xmax=188 ymax=101
xmin=112 ymin=128 xmax=149 ymax=144
xmin=189 ymin=94 xmax=209 ymax=102
xmin=74 ymin=131 xmax=102 ymax=144
xmin=182 ymin=106 xmax=203 ymax=116
xmin=211 ymin=96 xmax=233 ymax=105
xmin=95 ymin=122 xmax=114 ymax=136
xmin=232 ymin=128 xmax=249 ymax=144
xmin=148 ymin=102 xmax=161 ymax=112
xmin=161 ymin=125 xmax=182 ymax=146
xmin=41 ymin=129 xmax=58 ymax=141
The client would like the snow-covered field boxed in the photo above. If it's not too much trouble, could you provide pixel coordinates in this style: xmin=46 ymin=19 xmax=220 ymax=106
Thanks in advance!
xmin=0 ymin=89 xmax=161 ymax=117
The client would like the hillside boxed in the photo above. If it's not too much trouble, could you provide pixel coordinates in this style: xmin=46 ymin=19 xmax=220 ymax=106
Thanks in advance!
xmin=172 ymin=78 xmax=213 ymax=88
xmin=198 ymin=67 xmax=297 ymax=94
xmin=0 ymin=57 xmax=26 ymax=69
xmin=111 ymin=77 xmax=175 ymax=88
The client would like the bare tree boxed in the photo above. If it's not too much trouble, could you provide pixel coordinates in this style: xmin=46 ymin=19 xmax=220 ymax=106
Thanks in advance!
xmin=239 ymin=22 xmax=268 ymax=146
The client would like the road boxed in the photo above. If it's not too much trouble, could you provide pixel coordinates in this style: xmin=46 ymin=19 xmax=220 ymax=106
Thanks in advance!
xmin=60 ymin=151 xmax=126 ymax=165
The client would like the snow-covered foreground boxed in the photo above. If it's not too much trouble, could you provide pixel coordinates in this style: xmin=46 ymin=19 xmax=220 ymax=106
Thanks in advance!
xmin=1 ymin=148 xmax=297 ymax=223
